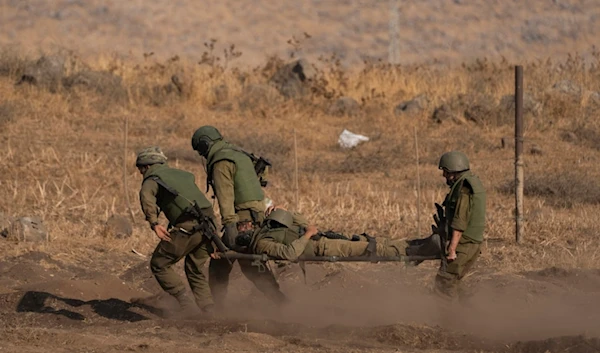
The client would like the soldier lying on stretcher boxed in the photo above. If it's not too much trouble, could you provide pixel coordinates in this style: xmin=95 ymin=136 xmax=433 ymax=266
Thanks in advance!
xmin=230 ymin=208 xmax=441 ymax=261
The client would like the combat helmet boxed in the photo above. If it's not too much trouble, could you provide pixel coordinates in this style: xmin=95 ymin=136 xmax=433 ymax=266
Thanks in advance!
xmin=191 ymin=125 xmax=223 ymax=157
xmin=438 ymin=151 xmax=470 ymax=173
xmin=136 ymin=146 xmax=167 ymax=167
xmin=266 ymin=209 xmax=293 ymax=228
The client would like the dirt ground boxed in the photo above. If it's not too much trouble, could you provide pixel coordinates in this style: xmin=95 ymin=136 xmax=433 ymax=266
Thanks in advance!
xmin=0 ymin=243 xmax=599 ymax=353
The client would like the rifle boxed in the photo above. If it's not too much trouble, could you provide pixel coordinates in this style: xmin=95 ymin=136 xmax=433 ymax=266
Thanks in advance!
xmin=150 ymin=176 xmax=232 ymax=262
xmin=433 ymin=202 xmax=448 ymax=271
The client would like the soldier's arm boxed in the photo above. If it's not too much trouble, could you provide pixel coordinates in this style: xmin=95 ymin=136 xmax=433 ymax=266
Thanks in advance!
xmin=139 ymin=179 xmax=160 ymax=226
xmin=447 ymin=186 xmax=472 ymax=255
xmin=451 ymin=186 xmax=472 ymax=232
xmin=212 ymin=160 xmax=238 ymax=225
xmin=254 ymin=237 xmax=311 ymax=261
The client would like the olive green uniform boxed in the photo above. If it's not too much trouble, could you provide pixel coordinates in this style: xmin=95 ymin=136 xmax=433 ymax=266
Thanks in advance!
xmin=139 ymin=163 xmax=216 ymax=309
xmin=435 ymin=170 xmax=486 ymax=298
xmin=253 ymin=233 xmax=410 ymax=260
xmin=250 ymin=210 xmax=410 ymax=261
xmin=206 ymin=140 xmax=286 ymax=306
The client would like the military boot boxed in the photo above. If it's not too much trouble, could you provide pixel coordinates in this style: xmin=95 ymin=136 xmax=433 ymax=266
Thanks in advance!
xmin=406 ymin=233 xmax=441 ymax=257
xmin=173 ymin=291 xmax=200 ymax=313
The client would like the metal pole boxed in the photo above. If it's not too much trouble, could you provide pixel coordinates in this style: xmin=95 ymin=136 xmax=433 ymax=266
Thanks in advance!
xmin=293 ymin=128 xmax=299 ymax=211
xmin=414 ymin=127 xmax=421 ymax=236
xmin=515 ymin=66 xmax=524 ymax=243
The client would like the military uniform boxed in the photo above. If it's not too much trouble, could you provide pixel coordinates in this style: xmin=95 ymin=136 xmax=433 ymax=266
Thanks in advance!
xmin=191 ymin=127 xmax=286 ymax=307
xmin=435 ymin=152 xmax=486 ymax=299
xmin=250 ymin=210 xmax=437 ymax=261
xmin=137 ymin=150 xmax=217 ymax=312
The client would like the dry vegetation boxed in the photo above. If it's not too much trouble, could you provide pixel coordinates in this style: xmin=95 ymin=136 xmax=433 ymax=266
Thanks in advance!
xmin=1 ymin=43 xmax=600 ymax=275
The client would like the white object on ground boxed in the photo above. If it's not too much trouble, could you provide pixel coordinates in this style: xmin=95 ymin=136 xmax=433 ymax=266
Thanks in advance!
xmin=338 ymin=129 xmax=369 ymax=149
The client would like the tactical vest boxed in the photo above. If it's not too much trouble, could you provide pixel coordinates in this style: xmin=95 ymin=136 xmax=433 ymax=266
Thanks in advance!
xmin=443 ymin=171 xmax=486 ymax=243
xmin=143 ymin=164 xmax=212 ymax=226
xmin=251 ymin=226 xmax=314 ymax=258
xmin=206 ymin=141 xmax=264 ymax=205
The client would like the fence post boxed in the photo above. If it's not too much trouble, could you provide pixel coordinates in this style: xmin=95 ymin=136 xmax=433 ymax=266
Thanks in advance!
xmin=515 ymin=66 xmax=524 ymax=243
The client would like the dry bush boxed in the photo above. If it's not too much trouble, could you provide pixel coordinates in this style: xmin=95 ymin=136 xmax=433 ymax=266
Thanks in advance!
xmin=0 ymin=47 xmax=29 ymax=79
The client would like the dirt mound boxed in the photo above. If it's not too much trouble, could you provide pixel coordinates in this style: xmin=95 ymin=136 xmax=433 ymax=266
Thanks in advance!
xmin=512 ymin=335 xmax=600 ymax=353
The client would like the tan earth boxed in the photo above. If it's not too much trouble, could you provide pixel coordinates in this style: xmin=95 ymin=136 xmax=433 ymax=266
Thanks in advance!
xmin=0 ymin=246 xmax=599 ymax=353
xmin=2 ymin=1 xmax=600 ymax=352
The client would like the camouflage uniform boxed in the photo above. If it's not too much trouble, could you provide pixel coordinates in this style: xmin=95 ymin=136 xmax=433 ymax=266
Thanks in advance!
xmin=137 ymin=147 xmax=216 ymax=312
xmin=435 ymin=151 xmax=486 ymax=299
xmin=191 ymin=126 xmax=286 ymax=307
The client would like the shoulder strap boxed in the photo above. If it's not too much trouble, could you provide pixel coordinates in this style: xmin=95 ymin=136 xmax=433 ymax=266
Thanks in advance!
xmin=149 ymin=176 xmax=180 ymax=196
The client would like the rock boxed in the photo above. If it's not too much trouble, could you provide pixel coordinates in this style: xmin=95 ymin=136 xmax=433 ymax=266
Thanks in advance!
xmin=0 ymin=213 xmax=13 ymax=239
xmin=587 ymin=91 xmax=600 ymax=108
xmin=498 ymin=93 xmax=542 ymax=117
xmin=432 ymin=104 xmax=460 ymax=124
xmin=462 ymin=95 xmax=497 ymax=124
xmin=17 ymin=55 xmax=66 ymax=91
xmin=6 ymin=216 xmax=47 ymax=242
xmin=238 ymin=84 xmax=282 ymax=110
xmin=394 ymin=94 xmax=429 ymax=116
xmin=62 ymin=70 xmax=125 ymax=98
xmin=560 ymin=131 xmax=578 ymax=143
xmin=551 ymin=80 xmax=582 ymax=98
xmin=530 ymin=144 xmax=543 ymax=155
xmin=103 ymin=215 xmax=133 ymax=239
xmin=328 ymin=96 xmax=360 ymax=117
xmin=269 ymin=59 xmax=316 ymax=98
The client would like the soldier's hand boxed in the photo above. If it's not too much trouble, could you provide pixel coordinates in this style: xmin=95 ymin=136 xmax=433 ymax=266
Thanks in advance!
xmin=304 ymin=225 xmax=318 ymax=238
xmin=210 ymin=252 xmax=222 ymax=260
xmin=154 ymin=225 xmax=172 ymax=242
xmin=222 ymin=223 xmax=238 ymax=249
xmin=446 ymin=251 xmax=457 ymax=262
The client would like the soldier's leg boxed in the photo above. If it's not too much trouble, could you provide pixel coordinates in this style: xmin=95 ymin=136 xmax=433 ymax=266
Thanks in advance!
xmin=184 ymin=236 xmax=213 ymax=311
xmin=313 ymin=238 xmax=369 ymax=256
xmin=378 ymin=239 xmax=410 ymax=257
xmin=434 ymin=242 xmax=480 ymax=299
xmin=208 ymin=257 xmax=236 ymax=308
xmin=150 ymin=232 xmax=190 ymax=304
xmin=456 ymin=243 xmax=482 ymax=301
xmin=238 ymin=259 xmax=287 ymax=305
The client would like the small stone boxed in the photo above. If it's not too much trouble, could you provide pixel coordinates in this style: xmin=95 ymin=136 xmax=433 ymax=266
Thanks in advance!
xmin=104 ymin=215 xmax=133 ymax=239
xmin=7 ymin=216 xmax=47 ymax=242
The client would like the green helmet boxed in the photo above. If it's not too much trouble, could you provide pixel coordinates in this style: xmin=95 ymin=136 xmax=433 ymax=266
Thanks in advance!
xmin=191 ymin=125 xmax=223 ymax=157
xmin=136 ymin=146 xmax=167 ymax=167
xmin=438 ymin=151 xmax=470 ymax=172
xmin=266 ymin=209 xmax=293 ymax=228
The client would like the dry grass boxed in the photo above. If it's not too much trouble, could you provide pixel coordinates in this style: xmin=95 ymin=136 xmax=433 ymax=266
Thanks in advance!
xmin=1 ymin=45 xmax=600 ymax=275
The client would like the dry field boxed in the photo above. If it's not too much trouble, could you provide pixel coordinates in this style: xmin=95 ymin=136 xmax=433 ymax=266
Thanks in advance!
xmin=1 ymin=0 xmax=600 ymax=352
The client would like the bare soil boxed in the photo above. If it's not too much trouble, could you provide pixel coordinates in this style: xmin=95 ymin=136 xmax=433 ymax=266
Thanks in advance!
xmin=1 ymin=245 xmax=599 ymax=353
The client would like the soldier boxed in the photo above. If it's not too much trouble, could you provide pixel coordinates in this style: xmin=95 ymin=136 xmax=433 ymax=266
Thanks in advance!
xmin=191 ymin=126 xmax=286 ymax=307
xmin=435 ymin=151 xmax=486 ymax=299
xmin=136 ymin=146 xmax=217 ymax=315
xmin=247 ymin=208 xmax=442 ymax=261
